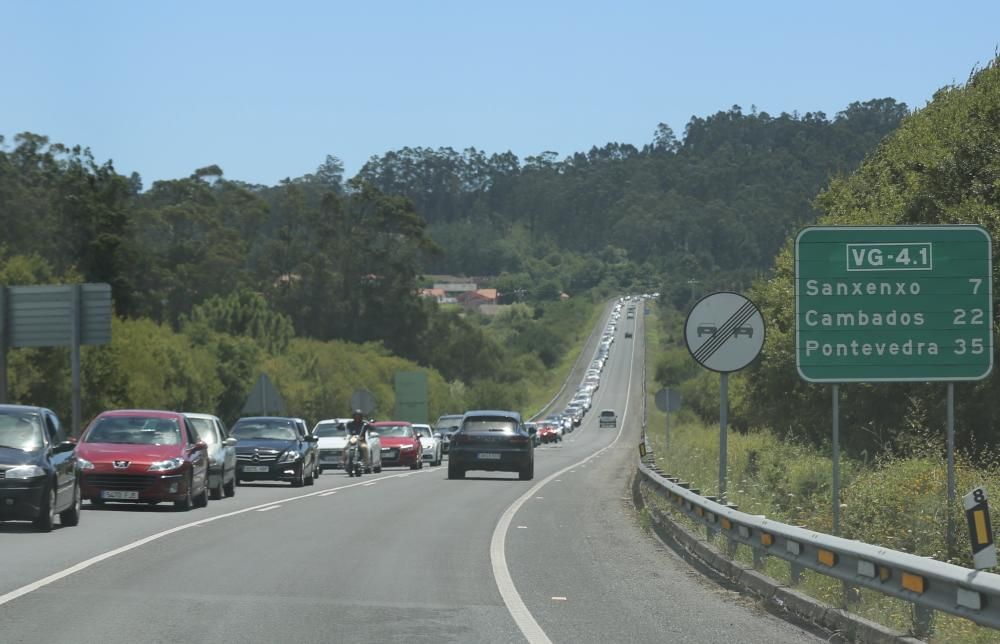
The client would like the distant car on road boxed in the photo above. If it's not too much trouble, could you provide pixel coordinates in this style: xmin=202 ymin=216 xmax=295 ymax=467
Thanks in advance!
xmin=599 ymin=409 xmax=618 ymax=428
xmin=625 ymin=330 xmax=633 ymax=339
xmin=184 ymin=413 xmax=237 ymax=500
xmin=413 ymin=423 xmax=442 ymax=466
xmin=434 ymin=414 xmax=464 ymax=454
xmin=231 ymin=416 xmax=320 ymax=487
xmin=448 ymin=410 xmax=534 ymax=480
xmin=78 ymin=410 xmax=210 ymax=511
xmin=0 ymin=405 xmax=81 ymax=531
xmin=312 ymin=418 xmax=382 ymax=473
xmin=371 ymin=421 xmax=423 ymax=469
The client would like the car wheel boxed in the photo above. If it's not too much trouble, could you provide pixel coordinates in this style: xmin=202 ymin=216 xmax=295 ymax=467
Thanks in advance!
xmin=60 ymin=481 xmax=82 ymax=527
xmin=305 ymin=465 xmax=315 ymax=486
xmin=195 ymin=479 xmax=209 ymax=508
xmin=292 ymin=468 xmax=305 ymax=487
xmin=33 ymin=486 xmax=56 ymax=532
xmin=374 ymin=464 xmax=382 ymax=473
xmin=223 ymin=473 xmax=236 ymax=498
xmin=175 ymin=477 xmax=193 ymax=511
xmin=210 ymin=477 xmax=223 ymax=501
xmin=410 ymin=460 xmax=420 ymax=470
xmin=519 ymin=462 xmax=534 ymax=481
xmin=447 ymin=463 xmax=465 ymax=479
xmin=314 ymin=464 xmax=322 ymax=479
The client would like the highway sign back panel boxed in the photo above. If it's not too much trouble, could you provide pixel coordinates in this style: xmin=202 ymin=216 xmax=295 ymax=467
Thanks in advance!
xmin=795 ymin=226 xmax=993 ymax=382
xmin=684 ymin=292 xmax=765 ymax=373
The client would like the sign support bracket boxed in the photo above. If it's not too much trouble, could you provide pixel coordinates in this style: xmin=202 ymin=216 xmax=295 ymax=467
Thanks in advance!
xmin=719 ymin=372 xmax=728 ymax=501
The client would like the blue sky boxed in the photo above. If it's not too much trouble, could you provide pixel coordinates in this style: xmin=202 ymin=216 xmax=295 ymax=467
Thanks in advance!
xmin=2 ymin=1 xmax=998 ymax=186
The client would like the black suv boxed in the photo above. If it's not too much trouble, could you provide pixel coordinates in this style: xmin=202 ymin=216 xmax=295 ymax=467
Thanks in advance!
xmin=448 ymin=410 xmax=535 ymax=481
xmin=231 ymin=416 xmax=320 ymax=487
xmin=0 ymin=404 xmax=81 ymax=531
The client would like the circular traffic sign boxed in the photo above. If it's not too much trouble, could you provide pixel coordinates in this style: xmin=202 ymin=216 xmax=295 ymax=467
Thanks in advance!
xmin=684 ymin=292 xmax=765 ymax=373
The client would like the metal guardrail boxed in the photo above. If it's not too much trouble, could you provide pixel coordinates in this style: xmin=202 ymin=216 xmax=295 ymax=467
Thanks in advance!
xmin=637 ymin=459 xmax=1000 ymax=631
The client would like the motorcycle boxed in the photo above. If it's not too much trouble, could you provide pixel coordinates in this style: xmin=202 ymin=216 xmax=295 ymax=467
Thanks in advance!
xmin=345 ymin=434 xmax=365 ymax=477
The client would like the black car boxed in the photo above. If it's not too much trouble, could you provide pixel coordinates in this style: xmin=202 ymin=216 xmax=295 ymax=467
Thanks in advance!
xmin=448 ymin=410 xmax=535 ymax=481
xmin=0 ymin=405 xmax=81 ymax=531
xmin=434 ymin=414 xmax=464 ymax=454
xmin=231 ymin=416 xmax=319 ymax=487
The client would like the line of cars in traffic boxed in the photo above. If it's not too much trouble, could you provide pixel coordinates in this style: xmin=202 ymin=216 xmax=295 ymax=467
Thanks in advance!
xmin=0 ymin=405 xmax=450 ymax=531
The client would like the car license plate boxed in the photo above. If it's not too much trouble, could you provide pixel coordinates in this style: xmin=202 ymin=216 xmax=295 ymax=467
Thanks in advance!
xmin=101 ymin=490 xmax=138 ymax=500
xmin=321 ymin=457 xmax=339 ymax=463
xmin=477 ymin=452 xmax=501 ymax=460
xmin=243 ymin=465 xmax=269 ymax=473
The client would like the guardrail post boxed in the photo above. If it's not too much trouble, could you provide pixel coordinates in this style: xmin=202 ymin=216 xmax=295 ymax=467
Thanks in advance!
xmin=752 ymin=547 xmax=765 ymax=570
xmin=913 ymin=605 xmax=934 ymax=639
xmin=789 ymin=563 xmax=803 ymax=586
xmin=726 ymin=537 xmax=738 ymax=558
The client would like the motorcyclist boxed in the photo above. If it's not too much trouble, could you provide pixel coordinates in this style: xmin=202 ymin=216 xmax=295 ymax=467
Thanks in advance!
xmin=345 ymin=410 xmax=370 ymax=468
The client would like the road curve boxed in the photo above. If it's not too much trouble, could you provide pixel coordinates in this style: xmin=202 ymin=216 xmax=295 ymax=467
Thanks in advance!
xmin=0 ymin=303 xmax=824 ymax=643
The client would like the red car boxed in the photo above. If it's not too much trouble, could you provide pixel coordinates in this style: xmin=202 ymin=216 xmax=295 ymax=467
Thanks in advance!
xmin=370 ymin=421 xmax=423 ymax=469
xmin=77 ymin=410 xmax=210 ymax=511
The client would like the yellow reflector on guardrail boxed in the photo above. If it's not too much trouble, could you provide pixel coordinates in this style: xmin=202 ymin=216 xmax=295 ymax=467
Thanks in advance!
xmin=721 ymin=518 xmax=732 ymax=530
xmin=817 ymin=549 xmax=837 ymax=567
xmin=902 ymin=572 xmax=926 ymax=594
xmin=761 ymin=533 xmax=774 ymax=546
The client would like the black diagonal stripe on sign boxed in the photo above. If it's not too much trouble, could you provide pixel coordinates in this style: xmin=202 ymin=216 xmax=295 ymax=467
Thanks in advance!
xmin=693 ymin=301 xmax=756 ymax=363
xmin=693 ymin=303 xmax=756 ymax=364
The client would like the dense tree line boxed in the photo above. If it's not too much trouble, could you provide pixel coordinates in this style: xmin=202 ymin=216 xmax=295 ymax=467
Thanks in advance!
xmin=354 ymin=100 xmax=907 ymax=303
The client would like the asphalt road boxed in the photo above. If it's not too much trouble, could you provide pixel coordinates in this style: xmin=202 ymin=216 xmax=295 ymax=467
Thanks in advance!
xmin=0 ymin=305 xmax=823 ymax=643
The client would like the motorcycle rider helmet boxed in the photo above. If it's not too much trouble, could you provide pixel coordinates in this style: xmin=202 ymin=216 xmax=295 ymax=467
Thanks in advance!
xmin=352 ymin=409 xmax=363 ymax=421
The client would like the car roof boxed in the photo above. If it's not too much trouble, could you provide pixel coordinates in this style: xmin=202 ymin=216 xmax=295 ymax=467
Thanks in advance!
xmin=183 ymin=412 xmax=219 ymax=420
xmin=0 ymin=404 xmax=50 ymax=414
xmin=462 ymin=410 xmax=522 ymax=422
xmin=600 ymin=409 xmax=616 ymax=414
xmin=97 ymin=409 xmax=183 ymax=418
xmin=371 ymin=420 xmax=412 ymax=426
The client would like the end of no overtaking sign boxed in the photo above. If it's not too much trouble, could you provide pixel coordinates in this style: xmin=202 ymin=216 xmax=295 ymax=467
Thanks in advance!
xmin=684 ymin=292 xmax=766 ymax=373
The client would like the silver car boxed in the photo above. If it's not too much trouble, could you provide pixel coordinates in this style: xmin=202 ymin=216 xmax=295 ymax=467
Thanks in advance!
xmin=413 ymin=423 xmax=443 ymax=466
xmin=184 ymin=413 xmax=238 ymax=500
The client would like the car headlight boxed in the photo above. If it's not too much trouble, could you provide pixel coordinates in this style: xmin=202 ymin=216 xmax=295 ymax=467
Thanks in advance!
xmin=148 ymin=457 xmax=185 ymax=472
xmin=401 ymin=444 xmax=415 ymax=451
xmin=278 ymin=450 xmax=300 ymax=463
xmin=77 ymin=457 xmax=95 ymax=470
xmin=4 ymin=465 xmax=45 ymax=479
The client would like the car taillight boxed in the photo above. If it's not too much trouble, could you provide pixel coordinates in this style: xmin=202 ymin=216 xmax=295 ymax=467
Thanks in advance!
xmin=511 ymin=436 xmax=529 ymax=445
xmin=450 ymin=433 xmax=466 ymax=445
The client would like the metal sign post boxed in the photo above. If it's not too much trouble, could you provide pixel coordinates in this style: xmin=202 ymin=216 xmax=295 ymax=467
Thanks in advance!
xmin=685 ymin=292 xmax=766 ymax=501
xmin=832 ymin=384 xmax=840 ymax=535
xmin=948 ymin=383 xmax=956 ymax=552
xmin=655 ymin=387 xmax=682 ymax=453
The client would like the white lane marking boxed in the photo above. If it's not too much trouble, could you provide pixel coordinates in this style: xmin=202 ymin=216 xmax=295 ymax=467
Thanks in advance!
xmin=362 ymin=482 xmax=378 ymax=486
xmin=490 ymin=314 xmax=639 ymax=644
xmin=517 ymin=526 xmax=528 ymax=529
xmin=256 ymin=505 xmax=280 ymax=512
xmin=551 ymin=596 xmax=567 ymax=601
xmin=320 ymin=490 xmax=338 ymax=497
xmin=0 ymin=471 xmax=416 ymax=608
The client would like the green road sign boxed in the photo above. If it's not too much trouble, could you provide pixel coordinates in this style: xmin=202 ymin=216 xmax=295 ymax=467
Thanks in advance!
xmin=795 ymin=226 xmax=993 ymax=382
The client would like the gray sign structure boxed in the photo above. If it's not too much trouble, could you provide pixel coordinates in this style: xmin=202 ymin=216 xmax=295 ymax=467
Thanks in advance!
xmin=350 ymin=389 xmax=376 ymax=416
xmin=0 ymin=283 xmax=112 ymax=435
xmin=394 ymin=372 xmax=428 ymax=424
xmin=241 ymin=374 xmax=287 ymax=416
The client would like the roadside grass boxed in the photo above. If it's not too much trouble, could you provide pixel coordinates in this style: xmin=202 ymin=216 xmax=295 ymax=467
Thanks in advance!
xmin=522 ymin=299 xmax=605 ymax=417
xmin=641 ymin=308 xmax=1000 ymax=642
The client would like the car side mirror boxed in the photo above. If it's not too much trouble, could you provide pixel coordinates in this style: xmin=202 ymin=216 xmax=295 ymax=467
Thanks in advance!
xmin=369 ymin=432 xmax=378 ymax=438
xmin=190 ymin=440 xmax=207 ymax=451
xmin=223 ymin=437 xmax=238 ymax=447
xmin=433 ymin=432 xmax=443 ymax=438
xmin=308 ymin=435 xmax=319 ymax=442
xmin=527 ymin=427 xmax=537 ymax=435
xmin=55 ymin=438 xmax=77 ymax=453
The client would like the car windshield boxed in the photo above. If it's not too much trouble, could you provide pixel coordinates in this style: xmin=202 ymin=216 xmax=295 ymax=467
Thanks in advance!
xmin=187 ymin=417 xmax=219 ymax=444
xmin=601 ymin=411 xmax=615 ymax=417
xmin=85 ymin=416 xmax=182 ymax=445
xmin=0 ymin=412 xmax=44 ymax=451
xmin=462 ymin=418 xmax=518 ymax=433
xmin=414 ymin=426 xmax=432 ymax=437
xmin=231 ymin=420 xmax=298 ymax=441
xmin=313 ymin=423 xmax=347 ymax=438
xmin=376 ymin=425 xmax=413 ymax=437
